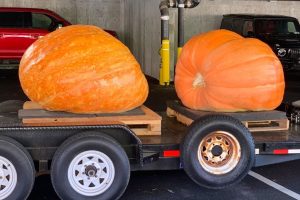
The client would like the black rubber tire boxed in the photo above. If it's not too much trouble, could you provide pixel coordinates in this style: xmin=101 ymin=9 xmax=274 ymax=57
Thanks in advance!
xmin=51 ymin=132 xmax=130 ymax=200
xmin=0 ymin=136 xmax=35 ymax=200
xmin=181 ymin=115 xmax=255 ymax=189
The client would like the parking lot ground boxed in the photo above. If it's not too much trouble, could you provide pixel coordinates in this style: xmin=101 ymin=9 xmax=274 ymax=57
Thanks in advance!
xmin=252 ymin=160 xmax=300 ymax=197
xmin=28 ymin=160 xmax=300 ymax=200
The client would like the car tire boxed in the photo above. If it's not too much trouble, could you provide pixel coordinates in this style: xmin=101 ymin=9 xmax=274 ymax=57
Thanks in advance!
xmin=181 ymin=115 xmax=255 ymax=189
xmin=51 ymin=132 xmax=130 ymax=200
xmin=0 ymin=136 xmax=35 ymax=200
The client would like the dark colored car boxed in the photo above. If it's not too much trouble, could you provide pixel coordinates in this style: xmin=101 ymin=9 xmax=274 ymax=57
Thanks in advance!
xmin=0 ymin=7 xmax=118 ymax=70
xmin=221 ymin=14 xmax=300 ymax=70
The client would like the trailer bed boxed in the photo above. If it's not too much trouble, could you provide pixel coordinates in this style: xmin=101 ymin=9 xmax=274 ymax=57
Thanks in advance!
xmin=1 ymin=101 xmax=300 ymax=150
xmin=1 ymin=89 xmax=300 ymax=170
xmin=141 ymin=112 xmax=295 ymax=142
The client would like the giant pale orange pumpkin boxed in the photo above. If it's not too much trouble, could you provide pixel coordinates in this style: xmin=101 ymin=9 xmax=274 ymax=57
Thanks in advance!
xmin=19 ymin=25 xmax=148 ymax=113
xmin=175 ymin=29 xmax=285 ymax=112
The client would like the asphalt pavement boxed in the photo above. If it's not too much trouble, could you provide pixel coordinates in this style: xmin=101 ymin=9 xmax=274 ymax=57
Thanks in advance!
xmin=0 ymin=70 xmax=300 ymax=200
xmin=28 ymin=161 xmax=300 ymax=200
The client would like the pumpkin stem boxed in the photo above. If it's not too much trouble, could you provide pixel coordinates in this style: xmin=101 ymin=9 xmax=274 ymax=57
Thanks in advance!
xmin=193 ymin=73 xmax=205 ymax=88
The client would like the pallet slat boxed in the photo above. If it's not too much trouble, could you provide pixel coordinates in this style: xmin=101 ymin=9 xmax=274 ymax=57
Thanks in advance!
xmin=20 ymin=101 xmax=162 ymax=136
xmin=167 ymin=101 xmax=289 ymax=132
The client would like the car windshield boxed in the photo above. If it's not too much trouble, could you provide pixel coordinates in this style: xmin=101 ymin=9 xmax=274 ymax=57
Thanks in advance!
xmin=254 ymin=19 xmax=300 ymax=35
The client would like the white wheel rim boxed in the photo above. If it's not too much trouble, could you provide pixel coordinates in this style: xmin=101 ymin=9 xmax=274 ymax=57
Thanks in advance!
xmin=0 ymin=156 xmax=17 ymax=199
xmin=68 ymin=150 xmax=115 ymax=196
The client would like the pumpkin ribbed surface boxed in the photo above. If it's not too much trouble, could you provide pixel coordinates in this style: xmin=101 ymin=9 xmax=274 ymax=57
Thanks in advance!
xmin=175 ymin=29 xmax=285 ymax=112
xmin=19 ymin=25 xmax=148 ymax=113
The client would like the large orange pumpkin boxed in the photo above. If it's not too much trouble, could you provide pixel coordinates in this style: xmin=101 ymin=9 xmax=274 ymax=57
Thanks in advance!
xmin=19 ymin=25 xmax=148 ymax=113
xmin=175 ymin=30 xmax=285 ymax=112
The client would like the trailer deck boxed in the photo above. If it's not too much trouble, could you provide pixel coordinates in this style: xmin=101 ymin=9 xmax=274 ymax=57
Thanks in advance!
xmin=1 ymin=97 xmax=300 ymax=171
xmin=1 ymin=84 xmax=300 ymax=199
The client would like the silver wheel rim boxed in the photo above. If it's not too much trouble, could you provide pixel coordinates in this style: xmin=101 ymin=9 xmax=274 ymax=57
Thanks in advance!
xmin=198 ymin=131 xmax=241 ymax=175
xmin=0 ymin=156 xmax=17 ymax=199
xmin=68 ymin=150 xmax=115 ymax=196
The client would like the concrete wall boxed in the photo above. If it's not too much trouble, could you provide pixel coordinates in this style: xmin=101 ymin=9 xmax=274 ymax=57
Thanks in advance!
xmin=122 ymin=0 xmax=162 ymax=78
xmin=0 ymin=0 xmax=161 ymax=78
xmin=0 ymin=0 xmax=122 ymax=38
xmin=1 ymin=0 xmax=300 ymax=79
xmin=185 ymin=0 xmax=300 ymax=41
xmin=124 ymin=0 xmax=300 ymax=79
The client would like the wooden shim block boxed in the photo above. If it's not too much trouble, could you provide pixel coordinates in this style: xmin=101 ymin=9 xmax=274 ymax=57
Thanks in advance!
xmin=132 ymin=128 xmax=161 ymax=136
xmin=148 ymin=123 xmax=161 ymax=132
xmin=280 ymin=119 xmax=290 ymax=130
xmin=166 ymin=107 xmax=176 ymax=117
xmin=167 ymin=107 xmax=193 ymax=126
xmin=127 ymin=121 xmax=161 ymax=136
xmin=175 ymin=112 xmax=193 ymax=126
xmin=23 ymin=101 xmax=42 ymax=109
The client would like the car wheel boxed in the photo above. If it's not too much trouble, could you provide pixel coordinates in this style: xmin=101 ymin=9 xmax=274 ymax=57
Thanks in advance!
xmin=0 ymin=136 xmax=35 ymax=199
xmin=181 ymin=115 xmax=255 ymax=189
xmin=51 ymin=132 xmax=130 ymax=200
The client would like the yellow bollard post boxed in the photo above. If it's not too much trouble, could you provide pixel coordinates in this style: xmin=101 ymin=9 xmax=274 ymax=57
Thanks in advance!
xmin=159 ymin=39 xmax=170 ymax=86
xmin=177 ymin=47 xmax=182 ymax=61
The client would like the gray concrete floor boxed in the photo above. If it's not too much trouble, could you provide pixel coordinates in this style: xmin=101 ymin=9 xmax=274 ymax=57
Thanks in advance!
xmin=0 ymin=70 xmax=300 ymax=200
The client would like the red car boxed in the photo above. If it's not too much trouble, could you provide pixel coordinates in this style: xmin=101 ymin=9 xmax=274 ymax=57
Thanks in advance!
xmin=0 ymin=7 xmax=117 ymax=69
xmin=0 ymin=7 xmax=71 ymax=69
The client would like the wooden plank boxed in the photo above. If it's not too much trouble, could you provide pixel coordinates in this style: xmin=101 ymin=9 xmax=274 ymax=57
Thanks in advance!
xmin=167 ymin=101 xmax=289 ymax=132
xmin=21 ymin=102 xmax=162 ymax=136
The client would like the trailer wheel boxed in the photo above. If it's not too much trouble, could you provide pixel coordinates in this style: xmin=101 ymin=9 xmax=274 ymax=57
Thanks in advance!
xmin=51 ymin=132 xmax=130 ymax=200
xmin=0 ymin=136 xmax=35 ymax=199
xmin=181 ymin=115 xmax=254 ymax=189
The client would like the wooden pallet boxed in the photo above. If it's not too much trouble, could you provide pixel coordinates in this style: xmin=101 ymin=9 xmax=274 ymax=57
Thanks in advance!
xmin=167 ymin=101 xmax=289 ymax=132
xmin=19 ymin=101 xmax=162 ymax=136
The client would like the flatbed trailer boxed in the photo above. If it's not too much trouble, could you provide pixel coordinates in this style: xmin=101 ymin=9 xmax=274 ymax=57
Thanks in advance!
xmin=0 ymin=99 xmax=300 ymax=200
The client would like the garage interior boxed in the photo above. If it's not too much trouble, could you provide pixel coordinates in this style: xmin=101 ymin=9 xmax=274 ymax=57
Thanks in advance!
xmin=0 ymin=0 xmax=300 ymax=199
xmin=2 ymin=0 xmax=300 ymax=79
